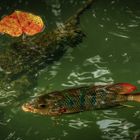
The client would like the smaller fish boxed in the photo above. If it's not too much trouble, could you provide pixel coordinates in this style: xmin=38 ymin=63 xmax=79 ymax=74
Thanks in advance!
xmin=22 ymin=83 xmax=140 ymax=116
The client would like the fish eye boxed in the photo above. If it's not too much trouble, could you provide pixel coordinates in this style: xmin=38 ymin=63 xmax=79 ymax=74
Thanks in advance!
xmin=39 ymin=104 xmax=46 ymax=108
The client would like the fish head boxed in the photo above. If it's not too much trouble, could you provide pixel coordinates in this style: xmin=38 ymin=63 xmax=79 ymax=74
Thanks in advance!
xmin=22 ymin=96 xmax=53 ymax=115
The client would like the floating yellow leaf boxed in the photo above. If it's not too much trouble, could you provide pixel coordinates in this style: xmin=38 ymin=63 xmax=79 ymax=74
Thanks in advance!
xmin=0 ymin=10 xmax=44 ymax=37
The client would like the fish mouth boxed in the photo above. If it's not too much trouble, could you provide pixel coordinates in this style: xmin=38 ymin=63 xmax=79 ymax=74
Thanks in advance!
xmin=22 ymin=103 xmax=36 ymax=113
xmin=22 ymin=103 xmax=60 ymax=116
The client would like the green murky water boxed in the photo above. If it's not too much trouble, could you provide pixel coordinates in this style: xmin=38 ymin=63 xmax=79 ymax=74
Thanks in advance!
xmin=0 ymin=0 xmax=140 ymax=140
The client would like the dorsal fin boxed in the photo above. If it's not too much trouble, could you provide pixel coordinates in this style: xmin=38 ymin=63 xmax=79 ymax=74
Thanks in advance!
xmin=107 ymin=83 xmax=137 ymax=94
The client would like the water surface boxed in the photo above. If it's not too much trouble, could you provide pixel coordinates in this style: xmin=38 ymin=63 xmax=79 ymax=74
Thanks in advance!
xmin=0 ymin=0 xmax=140 ymax=140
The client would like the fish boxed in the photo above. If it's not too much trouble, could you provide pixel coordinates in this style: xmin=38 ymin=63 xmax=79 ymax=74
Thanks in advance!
xmin=22 ymin=83 xmax=140 ymax=116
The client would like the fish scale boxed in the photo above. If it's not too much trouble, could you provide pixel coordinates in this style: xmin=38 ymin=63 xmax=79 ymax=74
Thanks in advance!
xmin=56 ymin=87 xmax=128 ymax=113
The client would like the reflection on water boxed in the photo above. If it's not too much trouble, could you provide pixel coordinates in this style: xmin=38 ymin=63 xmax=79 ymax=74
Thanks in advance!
xmin=38 ymin=52 xmax=113 ymax=89
xmin=43 ymin=54 xmax=113 ymax=88
xmin=97 ymin=118 xmax=135 ymax=140
xmin=66 ymin=118 xmax=92 ymax=130
xmin=133 ymin=111 xmax=140 ymax=119
xmin=62 ymin=54 xmax=113 ymax=87
xmin=108 ymin=32 xmax=130 ymax=39
xmin=0 ymin=86 xmax=17 ymax=107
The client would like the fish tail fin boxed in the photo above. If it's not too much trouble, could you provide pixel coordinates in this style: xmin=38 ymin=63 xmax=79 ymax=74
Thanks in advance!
xmin=127 ymin=93 xmax=140 ymax=102
xmin=108 ymin=83 xmax=137 ymax=94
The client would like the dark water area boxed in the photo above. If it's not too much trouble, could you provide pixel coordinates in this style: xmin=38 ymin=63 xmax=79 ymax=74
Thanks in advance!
xmin=0 ymin=0 xmax=140 ymax=140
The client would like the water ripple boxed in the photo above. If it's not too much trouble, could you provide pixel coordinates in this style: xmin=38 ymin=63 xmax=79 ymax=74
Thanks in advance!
xmin=108 ymin=32 xmax=130 ymax=39
xmin=97 ymin=119 xmax=135 ymax=140
xmin=62 ymin=55 xmax=113 ymax=87
xmin=68 ymin=118 xmax=92 ymax=129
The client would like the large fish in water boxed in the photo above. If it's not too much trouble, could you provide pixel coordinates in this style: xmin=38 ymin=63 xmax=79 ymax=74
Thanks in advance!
xmin=22 ymin=83 xmax=140 ymax=116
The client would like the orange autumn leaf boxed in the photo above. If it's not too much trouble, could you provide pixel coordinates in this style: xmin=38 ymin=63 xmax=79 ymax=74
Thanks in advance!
xmin=0 ymin=10 xmax=44 ymax=37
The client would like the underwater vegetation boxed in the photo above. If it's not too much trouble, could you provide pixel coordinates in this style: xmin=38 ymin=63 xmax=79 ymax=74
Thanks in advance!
xmin=0 ymin=0 xmax=94 ymax=106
